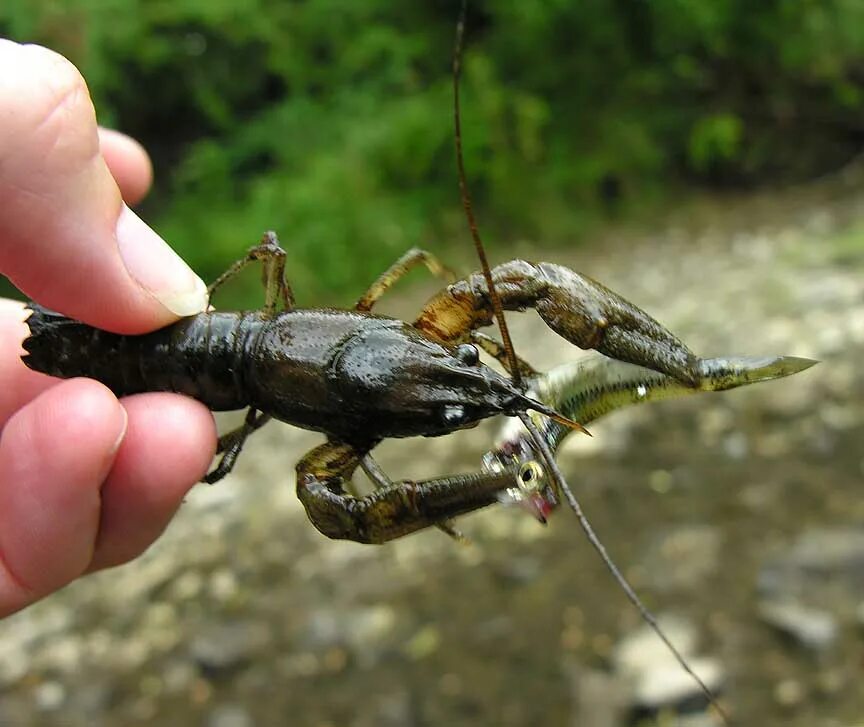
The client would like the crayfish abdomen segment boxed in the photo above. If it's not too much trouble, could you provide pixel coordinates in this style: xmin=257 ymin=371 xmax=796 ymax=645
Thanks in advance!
xmin=22 ymin=305 xmax=263 ymax=410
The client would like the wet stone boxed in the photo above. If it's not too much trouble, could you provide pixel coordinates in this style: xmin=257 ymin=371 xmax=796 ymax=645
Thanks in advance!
xmin=758 ymin=527 xmax=864 ymax=624
xmin=207 ymin=703 xmax=253 ymax=727
xmin=189 ymin=621 xmax=273 ymax=674
xmin=757 ymin=599 xmax=838 ymax=651
xmin=612 ymin=616 xmax=725 ymax=716
xmin=34 ymin=680 xmax=66 ymax=711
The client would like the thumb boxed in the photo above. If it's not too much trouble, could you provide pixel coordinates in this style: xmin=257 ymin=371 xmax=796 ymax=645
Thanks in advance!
xmin=0 ymin=41 xmax=207 ymax=334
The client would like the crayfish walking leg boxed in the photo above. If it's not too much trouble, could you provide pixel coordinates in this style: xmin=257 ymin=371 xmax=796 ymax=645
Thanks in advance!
xmin=355 ymin=247 xmax=454 ymax=312
xmin=204 ymin=409 xmax=272 ymax=484
xmin=203 ymin=232 xmax=293 ymax=482
xmin=207 ymin=230 xmax=294 ymax=314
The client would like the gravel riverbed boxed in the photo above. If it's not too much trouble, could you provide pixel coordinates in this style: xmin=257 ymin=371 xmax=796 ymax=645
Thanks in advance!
xmin=2 ymin=171 xmax=863 ymax=727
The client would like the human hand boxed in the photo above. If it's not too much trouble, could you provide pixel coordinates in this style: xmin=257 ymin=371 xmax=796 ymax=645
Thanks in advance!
xmin=0 ymin=41 xmax=217 ymax=617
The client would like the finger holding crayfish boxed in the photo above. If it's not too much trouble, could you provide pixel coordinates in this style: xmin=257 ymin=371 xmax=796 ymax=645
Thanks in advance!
xmin=482 ymin=353 xmax=818 ymax=523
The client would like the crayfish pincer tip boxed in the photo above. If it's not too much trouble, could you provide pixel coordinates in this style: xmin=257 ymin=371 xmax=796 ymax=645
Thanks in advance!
xmin=757 ymin=355 xmax=819 ymax=379
xmin=695 ymin=354 xmax=819 ymax=389
xmin=785 ymin=356 xmax=819 ymax=372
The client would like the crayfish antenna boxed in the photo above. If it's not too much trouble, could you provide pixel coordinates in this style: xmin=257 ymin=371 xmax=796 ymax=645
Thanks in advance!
xmin=517 ymin=412 xmax=734 ymax=727
xmin=453 ymin=0 xmax=522 ymax=389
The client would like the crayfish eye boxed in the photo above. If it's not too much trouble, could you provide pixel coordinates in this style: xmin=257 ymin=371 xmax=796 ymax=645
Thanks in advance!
xmin=442 ymin=404 xmax=468 ymax=426
xmin=455 ymin=343 xmax=480 ymax=366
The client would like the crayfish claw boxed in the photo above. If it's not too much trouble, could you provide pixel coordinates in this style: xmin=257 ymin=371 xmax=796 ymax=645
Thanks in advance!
xmin=598 ymin=325 xmax=703 ymax=387
xmin=414 ymin=259 xmax=706 ymax=386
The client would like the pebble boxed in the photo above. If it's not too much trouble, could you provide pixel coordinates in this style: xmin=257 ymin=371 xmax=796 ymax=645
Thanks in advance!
xmin=757 ymin=599 xmax=838 ymax=651
xmin=208 ymin=703 xmax=254 ymax=727
xmin=628 ymin=658 xmax=724 ymax=711
xmin=190 ymin=621 xmax=273 ymax=673
xmin=774 ymin=678 xmax=805 ymax=707
xmin=613 ymin=616 xmax=697 ymax=673
xmin=403 ymin=624 xmax=441 ymax=660
xmin=612 ymin=616 xmax=725 ymax=713
xmin=34 ymin=681 xmax=66 ymax=711
xmin=162 ymin=659 xmax=197 ymax=694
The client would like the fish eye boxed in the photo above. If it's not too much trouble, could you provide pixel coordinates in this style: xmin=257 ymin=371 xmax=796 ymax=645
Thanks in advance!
xmin=518 ymin=461 xmax=544 ymax=490
xmin=455 ymin=343 xmax=480 ymax=366
xmin=442 ymin=404 xmax=467 ymax=425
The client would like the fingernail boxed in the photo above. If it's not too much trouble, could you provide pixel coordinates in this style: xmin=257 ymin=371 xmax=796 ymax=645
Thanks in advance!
xmin=110 ymin=405 xmax=129 ymax=457
xmin=115 ymin=205 xmax=208 ymax=317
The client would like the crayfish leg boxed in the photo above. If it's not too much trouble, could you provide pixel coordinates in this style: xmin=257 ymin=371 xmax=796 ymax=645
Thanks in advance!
xmin=361 ymin=454 xmax=468 ymax=542
xmin=471 ymin=331 xmax=540 ymax=378
xmin=207 ymin=231 xmax=294 ymax=315
xmin=203 ymin=408 xmax=271 ymax=484
xmin=354 ymin=247 xmax=455 ymax=312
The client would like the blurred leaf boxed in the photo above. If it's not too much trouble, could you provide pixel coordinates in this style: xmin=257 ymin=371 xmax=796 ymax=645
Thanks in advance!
xmin=688 ymin=113 xmax=744 ymax=172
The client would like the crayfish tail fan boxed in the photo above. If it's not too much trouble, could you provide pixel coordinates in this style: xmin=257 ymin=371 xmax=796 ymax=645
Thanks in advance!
xmin=22 ymin=303 xmax=159 ymax=397
xmin=21 ymin=303 xmax=97 ymax=380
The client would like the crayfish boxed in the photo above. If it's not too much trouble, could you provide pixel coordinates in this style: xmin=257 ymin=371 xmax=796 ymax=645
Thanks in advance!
xmin=22 ymin=233 xmax=746 ymax=543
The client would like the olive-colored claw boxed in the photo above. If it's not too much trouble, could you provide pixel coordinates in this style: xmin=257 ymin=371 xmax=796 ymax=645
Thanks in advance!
xmin=297 ymin=440 xmax=522 ymax=544
xmin=485 ymin=352 xmax=819 ymax=478
xmin=414 ymin=259 xmax=703 ymax=387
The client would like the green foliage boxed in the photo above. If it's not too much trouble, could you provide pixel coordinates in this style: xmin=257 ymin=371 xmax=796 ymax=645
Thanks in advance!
xmin=689 ymin=113 xmax=744 ymax=173
xmin=2 ymin=0 xmax=863 ymax=304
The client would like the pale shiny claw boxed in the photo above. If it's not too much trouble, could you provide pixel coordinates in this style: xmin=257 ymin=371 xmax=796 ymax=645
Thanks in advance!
xmin=485 ymin=352 xmax=818 ymax=516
